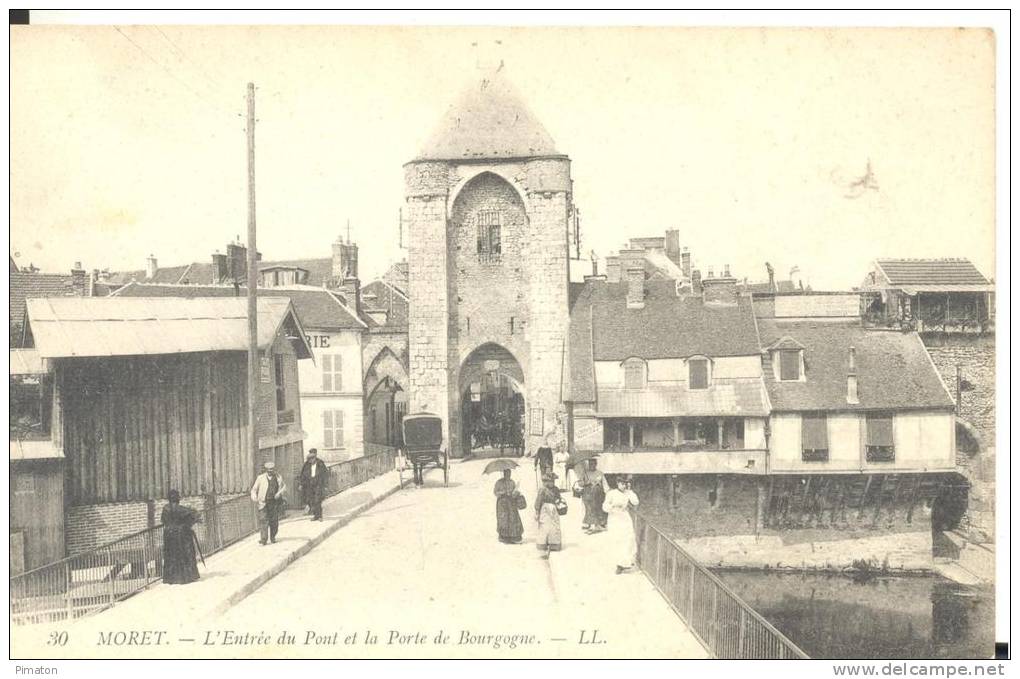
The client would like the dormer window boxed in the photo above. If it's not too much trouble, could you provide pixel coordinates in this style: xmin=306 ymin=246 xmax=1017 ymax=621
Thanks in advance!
xmin=779 ymin=349 xmax=801 ymax=381
xmin=623 ymin=358 xmax=646 ymax=389
xmin=688 ymin=357 xmax=710 ymax=390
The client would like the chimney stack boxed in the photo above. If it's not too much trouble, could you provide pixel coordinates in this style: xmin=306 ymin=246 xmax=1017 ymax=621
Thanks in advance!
xmin=226 ymin=240 xmax=247 ymax=283
xmin=681 ymin=248 xmax=691 ymax=281
xmin=333 ymin=235 xmax=361 ymax=313
xmin=724 ymin=263 xmax=731 ymax=278
xmin=606 ymin=255 xmax=621 ymax=283
xmin=665 ymin=229 xmax=681 ymax=267
xmin=71 ymin=261 xmax=86 ymax=296
xmin=691 ymin=269 xmax=702 ymax=294
xmin=846 ymin=345 xmax=860 ymax=404
xmin=626 ymin=267 xmax=645 ymax=309
xmin=145 ymin=254 xmax=158 ymax=280
xmin=707 ymin=266 xmax=715 ymax=279
xmin=702 ymin=268 xmax=738 ymax=305
xmin=212 ymin=250 xmax=228 ymax=283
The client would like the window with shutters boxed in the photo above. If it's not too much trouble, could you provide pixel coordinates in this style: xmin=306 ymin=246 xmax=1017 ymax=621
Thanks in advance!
xmin=476 ymin=210 xmax=501 ymax=263
xmin=779 ymin=350 xmax=801 ymax=381
xmin=623 ymin=359 xmax=646 ymax=389
xmin=323 ymin=409 xmax=344 ymax=449
xmin=865 ymin=412 xmax=895 ymax=462
xmin=801 ymin=414 xmax=829 ymax=462
xmin=688 ymin=358 xmax=709 ymax=390
xmin=321 ymin=354 xmax=342 ymax=392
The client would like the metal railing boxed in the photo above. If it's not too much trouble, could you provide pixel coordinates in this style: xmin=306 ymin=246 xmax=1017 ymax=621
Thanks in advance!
xmin=11 ymin=445 xmax=399 ymax=625
xmin=634 ymin=512 xmax=808 ymax=659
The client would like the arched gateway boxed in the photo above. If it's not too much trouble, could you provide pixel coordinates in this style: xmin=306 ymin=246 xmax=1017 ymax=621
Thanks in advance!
xmin=457 ymin=343 xmax=525 ymax=457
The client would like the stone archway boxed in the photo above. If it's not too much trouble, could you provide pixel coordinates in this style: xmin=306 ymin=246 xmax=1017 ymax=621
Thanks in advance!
xmin=365 ymin=376 xmax=407 ymax=448
xmin=456 ymin=343 xmax=525 ymax=458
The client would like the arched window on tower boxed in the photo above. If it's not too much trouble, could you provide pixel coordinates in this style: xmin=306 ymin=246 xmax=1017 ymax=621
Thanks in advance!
xmin=477 ymin=210 xmax=502 ymax=263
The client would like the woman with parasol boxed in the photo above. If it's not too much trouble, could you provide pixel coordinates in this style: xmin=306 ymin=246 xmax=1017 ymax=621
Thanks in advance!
xmin=486 ymin=459 xmax=524 ymax=544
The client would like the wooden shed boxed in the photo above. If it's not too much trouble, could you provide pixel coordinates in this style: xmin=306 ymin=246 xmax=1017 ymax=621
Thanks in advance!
xmin=21 ymin=297 xmax=313 ymax=549
xmin=10 ymin=349 xmax=64 ymax=573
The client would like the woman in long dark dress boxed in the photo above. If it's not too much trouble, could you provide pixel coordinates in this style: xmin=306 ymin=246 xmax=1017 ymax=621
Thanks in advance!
xmin=161 ymin=489 xmax=201 ymax=584
xmin=493 ymin=469 xmax=524 ymax=544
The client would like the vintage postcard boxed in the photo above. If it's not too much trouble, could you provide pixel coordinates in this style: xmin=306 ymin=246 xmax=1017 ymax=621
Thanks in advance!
xmin=7 ymin=13 xmax=1004 ymax=666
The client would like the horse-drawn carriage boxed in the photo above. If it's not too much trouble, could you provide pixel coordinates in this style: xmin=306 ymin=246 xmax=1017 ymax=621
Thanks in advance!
xmin=399 ymin=412 xmax=449 ymax=487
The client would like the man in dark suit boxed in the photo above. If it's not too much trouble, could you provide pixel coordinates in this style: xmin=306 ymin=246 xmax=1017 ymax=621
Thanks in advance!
xmin=299 ymin=448 xmax=329 ymax=521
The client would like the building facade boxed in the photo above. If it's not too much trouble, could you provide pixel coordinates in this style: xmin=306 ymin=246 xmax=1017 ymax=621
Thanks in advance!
xmin=404 ymin=67 xmax=581 ymax=456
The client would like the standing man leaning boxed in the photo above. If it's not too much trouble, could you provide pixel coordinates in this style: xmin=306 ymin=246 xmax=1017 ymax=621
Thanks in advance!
xmin=251 ymin=461 xmax=287 ymax=545
xmin=299 ymin=448 xmax=328 ymax=521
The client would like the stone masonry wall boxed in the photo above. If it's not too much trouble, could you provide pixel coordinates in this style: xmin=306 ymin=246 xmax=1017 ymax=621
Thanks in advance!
xmin=923 ymin=334 xmax=996 ymax=446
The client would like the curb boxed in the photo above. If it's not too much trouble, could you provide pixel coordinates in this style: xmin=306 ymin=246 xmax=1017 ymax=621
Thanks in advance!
xmin=210 ymin=480 xmax=403 ymax=617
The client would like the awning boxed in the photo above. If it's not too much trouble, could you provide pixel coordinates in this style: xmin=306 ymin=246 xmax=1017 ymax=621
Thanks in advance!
xmin=899 ymin=285 xmax=995 ymax=295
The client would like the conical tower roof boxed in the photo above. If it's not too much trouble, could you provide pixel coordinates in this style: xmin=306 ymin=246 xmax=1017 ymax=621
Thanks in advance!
xmin=415 ymin=65 xmax=562 ymax=162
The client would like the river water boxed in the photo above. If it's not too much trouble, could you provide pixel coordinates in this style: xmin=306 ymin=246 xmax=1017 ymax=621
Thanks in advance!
xmin=713 ymin=570 xmax=995 ymax=659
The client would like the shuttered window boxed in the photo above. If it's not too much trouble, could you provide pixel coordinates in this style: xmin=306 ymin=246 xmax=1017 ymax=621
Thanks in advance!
xmin=801 ymin=414 xmax=829 ymax=462
xmin=779 ymin=350 xmax=801 ymax=381
xmin=322 ymin=354 xmax=342 ymax=392
xmin=689 ymin=359 xmax=709 ymax=390
xmin=866 ymin=412 xmax=895 ymax=462
xmin=274 ymin=354 xmax=286 ymax=411
xmin=323 ymin=409 xmax=344 ymax=449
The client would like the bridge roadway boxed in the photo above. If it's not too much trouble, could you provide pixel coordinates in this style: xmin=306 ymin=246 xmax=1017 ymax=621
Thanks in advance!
xmin=215 ymin=458 xmax=708 ymax=658
xmin=12 ymin=459 xmax=708 ymax=659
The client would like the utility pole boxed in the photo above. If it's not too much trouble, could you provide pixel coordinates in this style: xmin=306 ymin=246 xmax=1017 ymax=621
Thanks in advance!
xmin=246 ymin=82 xmax=259 ymax=474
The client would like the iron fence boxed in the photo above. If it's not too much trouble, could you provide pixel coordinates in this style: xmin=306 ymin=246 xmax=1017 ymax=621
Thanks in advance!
xmin=11 ymin=446 xmax=398 ymax=625
xmin=634 ymin=512 xmax=808 ymax=659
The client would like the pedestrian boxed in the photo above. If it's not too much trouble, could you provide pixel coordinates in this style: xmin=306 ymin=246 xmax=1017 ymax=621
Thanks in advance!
xmin=603 ymin=475 xmax=640 ymax=573
xmin=160 ymin=489 xmax=201 ymax=584
xmin=493 ymin=468 xmax=524 ymax=544
xmin=581 ymin=457 xmax=608 ymax=533
xmin=553 ymin=444 xmax=571 ymax=492
xmin=533 ymin=435 xmax=554 ymax=477
xmin=250 ymin=461 xmax=287 ymax=545
xmin=299 ymin=448 xmax=328 ymax=521
xmin=534 ymin=472 xmax=563 ymax=558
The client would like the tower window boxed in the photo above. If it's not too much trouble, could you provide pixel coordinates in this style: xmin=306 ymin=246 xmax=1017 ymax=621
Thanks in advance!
xmin=477 ymin=211 xmax=501 ymax=263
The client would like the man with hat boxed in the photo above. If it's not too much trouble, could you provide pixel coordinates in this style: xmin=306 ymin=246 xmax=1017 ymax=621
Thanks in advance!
xmin=250 ymin=461 xmax=287 ymax=545
xmin=299 ymin=448 xmax=328 ymax=521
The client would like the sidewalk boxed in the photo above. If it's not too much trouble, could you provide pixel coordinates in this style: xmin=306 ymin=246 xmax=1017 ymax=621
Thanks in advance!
xmin=79 ymin=470 xmax=404 ymax=627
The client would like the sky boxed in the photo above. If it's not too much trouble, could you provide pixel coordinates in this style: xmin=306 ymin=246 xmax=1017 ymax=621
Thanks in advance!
xmin=9 ymin=25 xmax=996 ymax=289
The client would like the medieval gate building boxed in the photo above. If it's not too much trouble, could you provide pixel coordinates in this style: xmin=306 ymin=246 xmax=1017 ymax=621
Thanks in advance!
xmin=404 ymin=68 xmax=576 ymax=456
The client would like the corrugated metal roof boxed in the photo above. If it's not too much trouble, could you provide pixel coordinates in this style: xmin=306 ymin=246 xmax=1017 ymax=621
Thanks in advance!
xmin=10 ymin=440 xmax=64 ymax=461
xmin=25 ymin=297 xmax=310 ymax=359
xmin=10 ymin=349 xmax=48 ymax=375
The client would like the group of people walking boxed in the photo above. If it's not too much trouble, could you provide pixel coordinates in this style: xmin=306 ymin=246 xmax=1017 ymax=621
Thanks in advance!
xmin=493 ymin=443 xmax=641 ymax=572
xmin=159 ymin=448 xmax=331 ymax=585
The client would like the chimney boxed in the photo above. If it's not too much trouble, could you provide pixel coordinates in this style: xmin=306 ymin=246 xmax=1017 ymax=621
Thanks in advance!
xmin=71 ymin=261 xmax=86 ymax=296
xmin=606 ymin=255 xmax=621 ymax=283
xmin=340 ymin=278 xmax=362 ymax=316
xmin=681 ymin=248 xmax=691 ymax=281
xmin=723 ymin=263 xmax=731 ymax=278
xmin=707 ymin=266 xmax=715 ymax=279
xmin=846 ymin=345 xmax=860 ymax=404
xmin=212 ymin=250 xmax=228 ymax=283
xmin=702 ymin=272 xmax=738 ymax=305
xmin=226 ymin=240 xmax=247 ymax=283
xmin=626 ymin=267 xmax=645 ymax=309
xmin=691 ymin=269 xmax=702 ymax=294
xmin=332 ymin=235 xmax=359 ymax=284
xmin=145 ymin=254 xmax=158 ymax=280
xmin=665 ymin=229 xmax=681 ymax=266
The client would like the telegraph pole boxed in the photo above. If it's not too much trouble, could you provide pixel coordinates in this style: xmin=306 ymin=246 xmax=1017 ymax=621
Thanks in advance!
xmin=246 ymin=82 xmax=259 ymax=472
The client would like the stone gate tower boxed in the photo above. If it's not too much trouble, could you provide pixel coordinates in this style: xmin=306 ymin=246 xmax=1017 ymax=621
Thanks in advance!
xmin=404 ymin=68 xmax=573 ymax=456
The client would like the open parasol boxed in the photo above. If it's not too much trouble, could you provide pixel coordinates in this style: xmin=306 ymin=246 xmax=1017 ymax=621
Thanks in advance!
xmin=483 ymin=459 xmax=519 ymax=475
